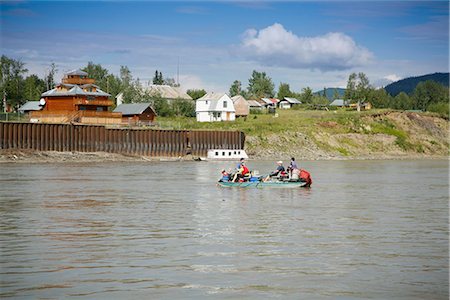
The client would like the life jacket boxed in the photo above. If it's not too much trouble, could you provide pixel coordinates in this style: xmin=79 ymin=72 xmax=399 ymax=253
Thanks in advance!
xmin=242 ymin=165 xmax=249 ymax=175
xmin=300 ymin=169 xmax=312 ymax=186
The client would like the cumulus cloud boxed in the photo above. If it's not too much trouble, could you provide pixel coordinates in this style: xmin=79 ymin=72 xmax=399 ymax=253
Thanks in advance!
xmin=384 ymin=74 xmax=402 ymax=82
xmin=238 ymin=23 xmax=373 ymax=71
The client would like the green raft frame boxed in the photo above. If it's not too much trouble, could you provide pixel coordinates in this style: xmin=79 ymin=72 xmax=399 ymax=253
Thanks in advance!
xmin=217 ymin=180 xmax=309 ymax=188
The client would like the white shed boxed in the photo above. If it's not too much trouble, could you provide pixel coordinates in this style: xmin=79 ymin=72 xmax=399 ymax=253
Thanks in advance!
xmin=196 ymin=92 xmax=236 ymax=122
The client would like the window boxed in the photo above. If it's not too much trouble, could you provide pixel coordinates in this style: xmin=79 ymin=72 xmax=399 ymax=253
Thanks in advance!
xmin=96 ymin=107 xmax=103 ymax=112
xmin=222 ymin=152 xmax=225 ymax=156
xmin=223 ymin=101 xmax=227 ymax=108
xmin=228 ymin=151 xmax=231 ymax=156
xmin=215 ymin=151 xmax=219 ymax=156
xmin=206 ymin=100 xmax=208 ymax=105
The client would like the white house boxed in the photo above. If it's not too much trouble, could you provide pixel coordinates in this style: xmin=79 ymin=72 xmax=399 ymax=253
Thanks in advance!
xmin=196 ymin=92 xmax=236 ymax=122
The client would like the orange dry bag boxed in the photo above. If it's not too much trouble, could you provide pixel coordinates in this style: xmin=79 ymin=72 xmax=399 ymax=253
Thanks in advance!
xmin=299 ymin=169 xmax=312 ymax=186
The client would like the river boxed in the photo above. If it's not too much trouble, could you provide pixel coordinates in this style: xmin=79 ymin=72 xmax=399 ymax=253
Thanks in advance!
xmin=0 ymin=159 xmax=448 ymax=299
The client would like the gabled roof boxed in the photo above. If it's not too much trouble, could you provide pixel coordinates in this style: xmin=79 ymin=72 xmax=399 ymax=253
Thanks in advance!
xmin=231 ymin=95 xmax=247 ymax=103
xmin=329 ymin=99 xmax=348 ymax=106
xmin=18 ymin=101 xmax=42 ymax=112
xmin=198 ymin=92 xmax=227 ymax=101
xmin=113 ymin=103 xmax=156 ymax=115
xmin=282 ymin=97 xmax=302 ymax=104
xmin=247 ymin=100 xmax=262 ymax=107
xmin=65 ymin=69 xmax=88 ymax=76
xmin=143 ymin=84 xmax=192 ymax=100
xmin=42 ymin=85 xmax=110 ymax=97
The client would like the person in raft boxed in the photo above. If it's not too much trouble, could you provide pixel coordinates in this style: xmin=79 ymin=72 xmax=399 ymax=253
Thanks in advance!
xmin=288 ymin=157 xmax=299 ymax=178
xmin=264 ymin=161 xmax=285 ymax=181
xmin=232 ymin=160 xmax=250 ymax=182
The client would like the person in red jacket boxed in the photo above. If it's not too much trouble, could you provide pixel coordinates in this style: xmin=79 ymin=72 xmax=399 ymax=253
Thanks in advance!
xmin=233 ymin=161 xmax=250 ymax=182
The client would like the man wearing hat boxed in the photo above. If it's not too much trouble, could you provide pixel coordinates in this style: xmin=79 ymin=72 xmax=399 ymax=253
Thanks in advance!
xmin=265 ymin=160 xmax=286 ymax=181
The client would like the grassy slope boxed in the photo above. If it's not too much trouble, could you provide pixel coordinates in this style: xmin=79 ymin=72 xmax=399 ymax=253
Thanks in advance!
xmin=157 ymin=109 xmax=449 ymax=159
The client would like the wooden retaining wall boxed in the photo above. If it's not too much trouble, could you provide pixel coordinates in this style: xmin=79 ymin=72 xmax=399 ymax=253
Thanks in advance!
xmin=0 ymin=122 xmax=245 ymax=157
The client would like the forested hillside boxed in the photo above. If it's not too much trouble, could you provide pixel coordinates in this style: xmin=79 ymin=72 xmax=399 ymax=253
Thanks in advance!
xmin=385 ymin=73 xmax=449 ymax=96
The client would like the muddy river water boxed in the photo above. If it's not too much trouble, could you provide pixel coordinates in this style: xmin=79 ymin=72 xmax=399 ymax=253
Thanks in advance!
xmin=0 ymin=159 xmax=448 ymax=299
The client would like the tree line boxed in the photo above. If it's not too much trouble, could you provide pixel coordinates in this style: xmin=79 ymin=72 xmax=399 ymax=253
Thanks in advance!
xmin=1 ymin=55 xmax=448 ymax=118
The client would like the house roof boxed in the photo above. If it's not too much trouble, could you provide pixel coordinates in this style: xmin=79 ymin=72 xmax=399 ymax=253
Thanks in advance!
xmin=65 ymin=69 xmax=88 ymax=76
xmin=231 ymin=95 xmax=247 ymax=103
xmin=198 ymin=92 xmax=227 ymax=101
xmin=330 ymin=99 xmax=347 ymax=106
xmin=113 ymin=103 xmax=156 ymax=115
xmin=18 ymin=101 xmax=42 ymax=112
xmin=283 ymin=97 xmax=302 ymax=104
xmin=42 ymin=85 xmax=111 ymax=97
xmin=143 ymin=84 xmax=192 ymax=100
xmin=247 ymin=100 xmax=262 ymax=107
xmin=261 ymin=98 xmax=279 ymax=105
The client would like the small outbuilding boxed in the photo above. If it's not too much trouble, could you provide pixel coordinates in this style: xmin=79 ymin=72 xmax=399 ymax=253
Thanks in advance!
xmin=114 ymin=103 xmax=157 ymax=125
xmin=231 ymin=95 xmax=249 ymax=117
xmin=18 ymin=101 xmax=43 ymax=114
xmin=329 ymin=99 xmax=349 ymax=107
xmin=279 ymin=97 xmax=301 ymax=109
xmin=247 ymin=100 xmax=263 ymax=111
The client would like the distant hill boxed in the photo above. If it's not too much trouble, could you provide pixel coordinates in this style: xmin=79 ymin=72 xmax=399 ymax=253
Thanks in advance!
xmin=384 ymin=73 xmax=449 ymax=96
xmin=313 ymin=88 xmax=346 ymax=101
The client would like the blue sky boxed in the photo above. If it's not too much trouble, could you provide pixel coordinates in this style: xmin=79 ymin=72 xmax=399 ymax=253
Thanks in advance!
xmin=1 ymin=1 xmax=448 ymax=93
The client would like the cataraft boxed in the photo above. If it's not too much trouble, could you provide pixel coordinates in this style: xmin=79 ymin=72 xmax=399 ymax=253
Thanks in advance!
xmin=217 ymin=170 xmax=312 ymax=188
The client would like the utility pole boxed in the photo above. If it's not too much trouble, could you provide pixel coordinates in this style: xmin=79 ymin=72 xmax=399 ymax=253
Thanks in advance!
xmin=177 ymin=56 xmax=179 ymax=86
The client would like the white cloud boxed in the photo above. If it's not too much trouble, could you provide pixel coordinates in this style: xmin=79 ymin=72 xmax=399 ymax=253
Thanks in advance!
xmin=384 ymin=74 xmax=402 ymax=82
xmin=238 ymin=23 xmax=374 ymax=71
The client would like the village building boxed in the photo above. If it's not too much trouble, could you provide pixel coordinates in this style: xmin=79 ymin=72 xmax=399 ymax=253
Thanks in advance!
xmin=329 ymin=99 xmax=349 ymax=107
xmin=30 ymin=69 xmax=121 ymax=124
xmin=113 ymin=103 xmax=157 ymax=125
xmin=195 ymin=92 xmax=235 ymax=122
xmin=247 ymin=100 xmax=263 ymax=111
xmin=279 ymin=97 xmax=302 ymax=109
xmin=260 ymin=98 xmax=280 ymax=108
xmin=349 ymin=101 xmax=373 ymax=111
xmin=231 ymin=95 xmax=249 ymax=117
xmin=18 ymin=101 xmax=43 ymax=114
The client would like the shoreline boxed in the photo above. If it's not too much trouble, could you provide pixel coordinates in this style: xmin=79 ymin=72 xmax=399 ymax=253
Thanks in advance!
xmin=0 ymin=149 xmax=447 ymax=164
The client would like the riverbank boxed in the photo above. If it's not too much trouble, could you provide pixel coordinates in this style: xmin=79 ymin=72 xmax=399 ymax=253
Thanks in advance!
xmin=1 ymin=110 xmax=448 ymax=163
xmin=158 ymin=109 xmax=449 ymax=160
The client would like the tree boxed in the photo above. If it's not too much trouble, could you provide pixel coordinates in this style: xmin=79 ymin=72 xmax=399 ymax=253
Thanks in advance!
xmin=345 ymin=72 xmax=372 ymax=103
xmin=413 ymin=80 xmax=449 ymax=111
xmin=277 ymin=82 xmax=292 ymax=100
xmin=24 ymin=75 xmax=46 ymax=100
xmin=82 ymin=62 xmax=109 ymax=90
xmin=186 ymin=89 xmax=206 ymax=100
xmin=229 ymin=80 xmax=242 ymax=97
xmin=0 ymin=55 xmax=28 ymax=109
xmin=120 ymin=65 xmax=132 ymax=87
xmin=393 ymin=92 xmax=413 ymax=110
xmin=247 ymin=70 xmax=274 ymax=98
xmin=332 ymin=88 xmax=340 ymax=100
xmin=299 ymin=87 xmax=313 ymax=104
xmin=172 ymin=100 xmax=195 ymax=117
xmin=152 ymin=70 xmax=164 ymax=85
xmin=164 ymin=77 xmax=179 ymax=87
xmin=44 ymin=62 xmax=57 ymax=91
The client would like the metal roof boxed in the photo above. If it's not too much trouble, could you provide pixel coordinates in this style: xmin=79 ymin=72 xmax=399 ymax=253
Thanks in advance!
xmin=330 ymin=99 xmax=347 ymax=106
xmin=18 ymin=101 xmax=42 ymax=112
xmin=143 ymin=84 xmax=192 ymax=100
xmin=65 ymin=69 xmax=88 ymax=76
xmin=283 ymin=97 xmax=302 ymax=104
xmin=113 ymin=103 xmax=156 ymax=115
xmin=42 ymin=85 xmax=111 ymax=97
xmin=247 ymin=100 xmax=262 ymax=107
